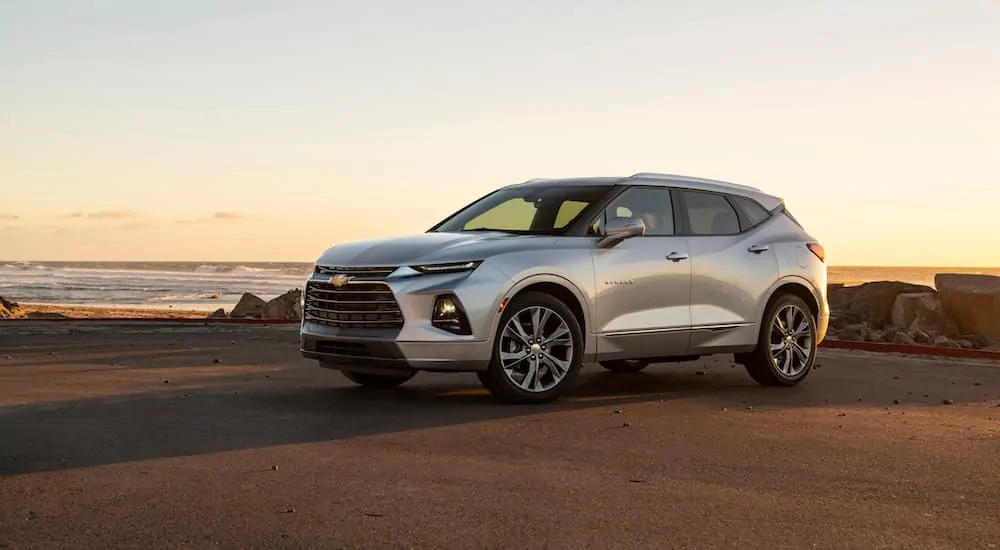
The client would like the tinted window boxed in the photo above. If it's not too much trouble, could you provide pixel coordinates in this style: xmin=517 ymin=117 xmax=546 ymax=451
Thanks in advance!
xmin=730 ymin=195 xmax=770 ymax=228
xmin=433 ymin=185 xmax=612 ymax=235
xmin=554 ymin=200 xmax=588 ymax=228
xmin=594 ymin=187 xmax=675 ymax=236
xmin=681 ymin=190 xmax=740 ymax=235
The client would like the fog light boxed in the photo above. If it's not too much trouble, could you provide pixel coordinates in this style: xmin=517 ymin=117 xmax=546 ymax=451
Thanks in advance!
xmin=435 ymin=296 xmax=458 ymax=318
xmin=432 ymin=295 xmax=471 ymax=335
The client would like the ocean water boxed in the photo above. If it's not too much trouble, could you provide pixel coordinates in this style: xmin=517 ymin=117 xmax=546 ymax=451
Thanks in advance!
xmin=1 ymin=261 xmax=999 ymax=312
xmin=0 ymin=261 xmax=313 ymax=312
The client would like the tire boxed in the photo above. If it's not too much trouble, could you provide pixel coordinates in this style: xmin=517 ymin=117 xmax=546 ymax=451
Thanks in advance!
xmin=341 ymin=370 xmax=416 ymax=388
xmin=599 ymin=359 xmax=650 ymax=373
xmin=477 ymin=291 xmax=584 ymax=404
xmin=743 ymin=293 xmax=818 ymax=386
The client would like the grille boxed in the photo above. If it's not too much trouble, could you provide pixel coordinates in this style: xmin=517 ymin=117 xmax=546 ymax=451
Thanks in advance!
xmin=314 ymin=265 xmax=398 ymax=278
xmin=304 ymin=268 xmax=403 ymax=329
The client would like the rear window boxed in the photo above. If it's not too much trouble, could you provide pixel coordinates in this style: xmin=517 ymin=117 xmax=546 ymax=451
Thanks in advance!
xmin=680 ymin=190 xmax=741 ymax=235
xmin=730 ymin=195 xmax=771 ymax=229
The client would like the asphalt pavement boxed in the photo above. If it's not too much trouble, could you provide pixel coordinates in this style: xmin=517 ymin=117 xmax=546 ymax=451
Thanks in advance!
xmin=1 ymin=324 xmax=999 ymax=549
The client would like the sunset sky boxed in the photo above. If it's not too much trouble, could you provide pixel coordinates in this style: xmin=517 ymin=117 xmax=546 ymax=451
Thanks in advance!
xmin=3 ymin=0 xmax=998 ymax=266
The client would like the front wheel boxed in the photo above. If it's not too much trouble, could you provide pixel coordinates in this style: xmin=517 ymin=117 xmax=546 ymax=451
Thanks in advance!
xmin=743 ymin=294 xmax=817 ymax=386
xmin=477 ymin=291 xmax=584 ymax=404
xmin=341 ymin=370 xmax=416 ymax=388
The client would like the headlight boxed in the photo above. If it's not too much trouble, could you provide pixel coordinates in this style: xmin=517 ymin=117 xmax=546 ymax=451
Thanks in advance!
xmin=411 ymin=261 xmax=482 ymax=274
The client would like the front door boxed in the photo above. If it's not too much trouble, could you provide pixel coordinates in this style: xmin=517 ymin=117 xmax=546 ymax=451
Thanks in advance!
xmin=591 ymin=186 xmax=693 ymax=360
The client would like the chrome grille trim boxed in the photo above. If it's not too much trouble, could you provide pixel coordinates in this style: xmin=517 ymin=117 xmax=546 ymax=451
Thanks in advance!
xmin=314 ymin=265 xmax=398 ymax=279
xmin=304 ymin=275 xmax=404 ymax=329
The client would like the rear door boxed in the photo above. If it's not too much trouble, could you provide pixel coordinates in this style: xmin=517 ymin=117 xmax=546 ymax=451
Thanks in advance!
xmin=590 ymin=186 xmax=693 ymax=360
xmin=678 ymin=189 xmax=779 ymax=353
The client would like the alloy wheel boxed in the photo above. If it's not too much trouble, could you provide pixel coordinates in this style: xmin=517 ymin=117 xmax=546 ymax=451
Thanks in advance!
xmin=769 ymin=304 xmax=813 ymax=377
xmin=499 ymin=306 xmax=574 ymax=393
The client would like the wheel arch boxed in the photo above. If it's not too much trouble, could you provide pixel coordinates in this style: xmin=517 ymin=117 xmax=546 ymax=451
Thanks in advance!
xmin=488 ymin=274 xmax=593 ymax=354
xmin=758 ymin=276 xmax=822 ymax=325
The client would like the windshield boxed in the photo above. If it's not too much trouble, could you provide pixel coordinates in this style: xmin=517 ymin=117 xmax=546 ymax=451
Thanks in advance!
xmin=431 ymin=185 xmax=614 ymax=235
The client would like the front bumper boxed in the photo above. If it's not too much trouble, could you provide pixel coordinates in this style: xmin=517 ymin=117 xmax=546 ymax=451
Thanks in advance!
xmin=300 ymin=332 xmax=491 ymax=374
xmin=298 ymin=261 xmax=511 ymax=374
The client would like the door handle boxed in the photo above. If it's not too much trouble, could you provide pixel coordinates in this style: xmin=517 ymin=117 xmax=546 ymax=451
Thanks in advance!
xmin=666 ymin=252 xmax=689 ymax=262
xmin=747 ymin=245 xmax=769 ymax=254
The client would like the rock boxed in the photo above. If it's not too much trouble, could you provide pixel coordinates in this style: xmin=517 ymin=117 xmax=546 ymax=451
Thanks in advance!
xmin=935 ymin=274 xmax=1000 ymax=338
xmin=892 ymin=331 xmax=916 ymax=345
xmin=863 ymin=328 xmax=885 ymax=342
xmin=933 ymin=334 xmax=950 ymax=346
xmin=890 ymin=292 xmax=960 ymax=337
xmin=912 ymin=330 xmax=932 ymax=344
xmin=230 ymin=293 xmax=266 ymax=318
xmin=827 ymin=284 xmax=860 ymax=314
xmin=847 ymin=281 xmax=936 ymax=329
xmin=262 ymin=289 xmax=302 ymax=320
xmin=968 ymin=333 xmax=996 ymax=350
xmin=0 ymin=296 xmax=18 ymax=319
xmin=207 ymin=308 xmax=227 ymax=319
xmin=837 ymin=323 xmax=866 ymax=341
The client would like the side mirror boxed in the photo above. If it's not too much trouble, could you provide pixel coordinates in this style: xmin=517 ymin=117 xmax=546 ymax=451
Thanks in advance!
xmin=598 ymin=217 xmax=645 ymax=248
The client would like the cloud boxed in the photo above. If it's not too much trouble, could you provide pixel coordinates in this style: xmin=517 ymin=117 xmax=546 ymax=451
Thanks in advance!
xmin=66 ymin=212 xmax=84 ymax=218
xmin=121 ymin=222 xmax=155 ymax=231
xmin=88 ymin=210 xmax=139 ymax=220
xmin=0 ymin=214 xmax=18 ymax=221
xmin=177 ymin=211 xmax=251 ymax=224
xmin=212 ymin=211 xmax=248 ymax=220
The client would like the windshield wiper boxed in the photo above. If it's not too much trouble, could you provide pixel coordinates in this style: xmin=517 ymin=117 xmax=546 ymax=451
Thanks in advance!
xmin=462 ymin=227 xmax=524 ymax=234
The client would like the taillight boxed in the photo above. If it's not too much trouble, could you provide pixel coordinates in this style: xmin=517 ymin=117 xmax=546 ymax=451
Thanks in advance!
xmin=807 ymin=243 xmax=825 ymax=262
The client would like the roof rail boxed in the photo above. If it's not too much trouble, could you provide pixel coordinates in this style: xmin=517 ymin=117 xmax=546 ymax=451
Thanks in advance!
xmin=629 ymin=172 xmax=760 ymax=191
xmin=522 ymin=178 xmax=554 ymax=184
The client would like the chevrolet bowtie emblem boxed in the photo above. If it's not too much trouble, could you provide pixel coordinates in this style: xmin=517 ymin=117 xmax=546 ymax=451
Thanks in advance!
xmin=330 ymin=274 xmax=353 ymax=288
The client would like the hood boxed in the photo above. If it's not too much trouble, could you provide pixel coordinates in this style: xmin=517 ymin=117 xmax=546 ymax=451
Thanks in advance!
xmin=315 ymin=231 xmax=569 ymax=268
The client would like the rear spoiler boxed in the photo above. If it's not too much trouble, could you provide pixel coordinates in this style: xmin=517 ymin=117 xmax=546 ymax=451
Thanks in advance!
xmin=770 ymin=202 xmax=803 ymax=228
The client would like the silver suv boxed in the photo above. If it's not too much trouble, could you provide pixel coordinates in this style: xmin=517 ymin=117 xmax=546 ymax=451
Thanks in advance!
xmin=300 ymin=172 xmax=829 ymax=404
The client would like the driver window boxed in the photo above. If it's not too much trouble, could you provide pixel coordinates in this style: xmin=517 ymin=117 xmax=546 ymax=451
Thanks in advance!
xmin=591 ymin=187 xmax=675 ymax=236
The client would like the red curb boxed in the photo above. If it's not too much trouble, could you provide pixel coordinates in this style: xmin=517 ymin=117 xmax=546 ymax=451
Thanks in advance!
xmin=820 ymin=339 xmax=1000 ymax=361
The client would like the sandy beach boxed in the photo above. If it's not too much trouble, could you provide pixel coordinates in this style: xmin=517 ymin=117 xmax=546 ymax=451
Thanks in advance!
xmin=2 ymin=323 xmax=999 ymax=548
xmin=3 ymin=303 xmax=207 ymax=319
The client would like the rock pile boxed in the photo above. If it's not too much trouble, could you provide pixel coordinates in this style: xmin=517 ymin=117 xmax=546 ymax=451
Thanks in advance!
xmin=210 ymin=289 xmax=302 ymax=320
xmin=828 ymin=274 xmax=1000 ymax=350
xmin=0 ymin=296 xmax=19 ymax=319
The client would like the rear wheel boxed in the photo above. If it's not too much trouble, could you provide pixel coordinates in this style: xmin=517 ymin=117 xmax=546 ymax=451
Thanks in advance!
xmin=341 ymin=370 xmax=416 ymax=388
xmin=744 ymin=294 xmax=817 ymax=386
xmin=477 ymin=291 xmax=584 ymax=404
xmin=599 ymin=359 xmax=650 ymax=373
